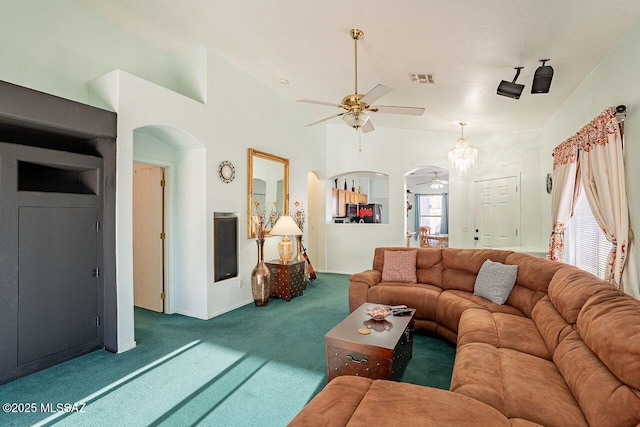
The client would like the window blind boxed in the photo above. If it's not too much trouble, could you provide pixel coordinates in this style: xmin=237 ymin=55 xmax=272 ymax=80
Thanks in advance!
xmin=565 ymin=190 xmax=611 ymax=278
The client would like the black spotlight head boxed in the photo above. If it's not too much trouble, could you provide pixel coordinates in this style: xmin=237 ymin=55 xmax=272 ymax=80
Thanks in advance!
xmin=497 ymin=67 xmax=525 ymax=99
xmin=531 ymin=59 xmax=554 ymax=94
xmin=497 ymin=80 xmax=525 ymax=99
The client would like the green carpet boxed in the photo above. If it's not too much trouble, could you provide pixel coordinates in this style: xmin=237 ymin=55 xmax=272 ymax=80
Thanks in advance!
xmin=0 ymin=273 xmax=455 ymax=426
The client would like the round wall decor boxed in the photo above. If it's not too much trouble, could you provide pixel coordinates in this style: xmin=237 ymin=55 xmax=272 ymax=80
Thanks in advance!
xmin=218 ymin=161 xmax=235 ymax=183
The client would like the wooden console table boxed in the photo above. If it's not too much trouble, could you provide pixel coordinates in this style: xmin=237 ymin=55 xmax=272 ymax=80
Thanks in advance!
xmin=266 ymin=260 xmax=305 ymax=302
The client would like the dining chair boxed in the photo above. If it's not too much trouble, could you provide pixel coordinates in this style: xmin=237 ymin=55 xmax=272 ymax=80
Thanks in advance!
xmin=418 ymin=226 xmax=431 ymax=247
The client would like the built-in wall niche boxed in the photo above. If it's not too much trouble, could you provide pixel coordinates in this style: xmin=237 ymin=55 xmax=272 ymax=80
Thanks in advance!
xmin=329 ymin=171 xmax=389 ymax=224
xmin=18 ymin=161 xmax=99 ymax=195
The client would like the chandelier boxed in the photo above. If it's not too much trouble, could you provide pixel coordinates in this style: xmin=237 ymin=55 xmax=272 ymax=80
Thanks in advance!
xmin=430 ymin=172 xmax=445 ymax=189
xmin=448 ymin=122 xmax=477 ymax=175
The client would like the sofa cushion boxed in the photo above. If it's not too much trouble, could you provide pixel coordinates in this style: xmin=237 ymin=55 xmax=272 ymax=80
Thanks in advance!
xmin=531 ymin=295 xmax=574 ymax=356
xmin=287 ymin=375 xmax=373 ymax=426
xmin=504 ymin=253 xmax=566 ymax=317
xmin=452 ymin=343 xmax=588 ymax=427
xmin=457 ymin=309 xmax=551 ymax=360
xmin=577 ymin=289 xmax=640 ymax=390
xmin=442 ymin=249 xmax=512 ymax=292
xmin=381 ymin=250 xmax=417 ymax=283
xmin=368 ymin=282 xmax=441 ymax=322
xmin=341 ymin=377 xmax=510 ymax=427
xmin=554 ymin=329 xmax=640 ymax=427
xmin=474 ymin=260 xmax=518 ymax=304
xmin=436 ymin=291 xmax=524 ymax=337
xmin=547 ymin=266 xmax=611 ymax=324
xmin=373 ymin=247 xmax=444 ymax=287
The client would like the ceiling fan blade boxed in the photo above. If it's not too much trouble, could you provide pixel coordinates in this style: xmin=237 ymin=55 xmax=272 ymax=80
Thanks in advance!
xmin=304 ymin=113 xmax=346 ymax=127
xmin=297 ymin=99 xmax=343 ymax=108
xmin=360 ymin=84 xmax=393 ymax=105
xmin=361 ymin=119 xmax=375 ymax=133
xmin=371 ymin=105 xmax=425 ymax=116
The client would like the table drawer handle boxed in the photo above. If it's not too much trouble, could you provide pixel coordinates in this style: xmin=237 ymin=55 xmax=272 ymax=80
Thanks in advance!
xmin=347 ymin=354 xmax=368 ymax=364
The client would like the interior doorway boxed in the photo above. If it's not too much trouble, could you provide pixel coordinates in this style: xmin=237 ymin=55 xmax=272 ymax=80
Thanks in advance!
xmin=473 ymin=175 xmax=521 ymax=248
xmin=405 ymin=166 xmax=450 ymax=247
xmin=133 ymin=162 xmax=166 ymax=312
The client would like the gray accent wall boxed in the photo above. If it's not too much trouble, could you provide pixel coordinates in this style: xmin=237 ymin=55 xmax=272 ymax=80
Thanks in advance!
xmin=0 ymin=81 xmax=117 ymax=384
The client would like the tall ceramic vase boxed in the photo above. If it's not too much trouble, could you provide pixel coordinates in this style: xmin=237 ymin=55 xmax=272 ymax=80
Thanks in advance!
xmin=251 ymin=238 xmax=271 ymax=306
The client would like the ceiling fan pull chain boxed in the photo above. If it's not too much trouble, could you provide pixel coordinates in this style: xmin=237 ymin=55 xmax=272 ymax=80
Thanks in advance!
xmin=358 ymin=131 xmax=362 ymax=153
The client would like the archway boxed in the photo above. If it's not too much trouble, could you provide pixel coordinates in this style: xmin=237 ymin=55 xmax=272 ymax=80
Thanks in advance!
xmin=405 ymin=166 xmax=450 ymax=248
xmin=133 ymin=125 xmax=205 ymax=315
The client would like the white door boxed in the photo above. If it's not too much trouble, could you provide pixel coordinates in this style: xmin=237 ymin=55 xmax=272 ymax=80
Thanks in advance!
xmin=133 ymin=163 xmax=165 ymax=312
xmin=473 ymin=176 xmax=520 ymax=248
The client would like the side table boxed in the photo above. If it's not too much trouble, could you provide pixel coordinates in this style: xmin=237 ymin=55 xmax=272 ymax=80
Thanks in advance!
xmin=266 ymin=260 xmax=305 ymax=302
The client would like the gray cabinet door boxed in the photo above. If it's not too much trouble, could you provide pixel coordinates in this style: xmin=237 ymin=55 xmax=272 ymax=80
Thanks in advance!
xmin=18 ymin=207 xmax=98 ymax=365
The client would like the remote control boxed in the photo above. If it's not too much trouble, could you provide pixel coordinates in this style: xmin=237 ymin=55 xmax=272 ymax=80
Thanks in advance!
xmin=392 ymin=309 xmax=412 ymax=316
xmin=387 ymin=305 xmax=407 ymax=310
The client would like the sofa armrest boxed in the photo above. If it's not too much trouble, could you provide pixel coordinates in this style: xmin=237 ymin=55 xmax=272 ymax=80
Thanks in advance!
xmin=349 ymin=270 xmax=382 ymax=312
xmin=350 ymin=270 xmax=382 ymax=287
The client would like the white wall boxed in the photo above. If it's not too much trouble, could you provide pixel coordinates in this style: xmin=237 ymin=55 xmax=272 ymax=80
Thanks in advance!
xmin=538 ymin=18 xmax=640 ymax=294
xmin=323 ymin=124 xmax=545 ymax=273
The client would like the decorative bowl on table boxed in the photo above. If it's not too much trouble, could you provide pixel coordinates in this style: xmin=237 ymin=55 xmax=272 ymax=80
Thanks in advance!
xmin=365 ymin=306 xmax=390 ymax=321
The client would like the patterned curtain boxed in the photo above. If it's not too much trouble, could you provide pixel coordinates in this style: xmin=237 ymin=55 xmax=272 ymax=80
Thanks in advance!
xmin=548 ymin=138 xmax=580 ymax=261
xmin=576 ymin=107 xmax=637 ymax=295
xmin=549 ymin=107 xmax=638 ymax=297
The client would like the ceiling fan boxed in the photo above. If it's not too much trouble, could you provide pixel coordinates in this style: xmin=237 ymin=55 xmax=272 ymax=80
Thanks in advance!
xmin=297 ymin=28 xmax=425 ymax=133
xmin=416 ymin=172 xmax=449 ymax=189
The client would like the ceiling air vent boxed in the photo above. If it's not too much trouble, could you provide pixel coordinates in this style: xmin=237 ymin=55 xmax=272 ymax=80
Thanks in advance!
xmin=409 ymin=73 xmax=435 ymax=84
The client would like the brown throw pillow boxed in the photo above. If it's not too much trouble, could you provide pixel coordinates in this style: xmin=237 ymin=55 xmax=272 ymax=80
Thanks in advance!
xmin=381 ymin=250 xmax=417 ymax=283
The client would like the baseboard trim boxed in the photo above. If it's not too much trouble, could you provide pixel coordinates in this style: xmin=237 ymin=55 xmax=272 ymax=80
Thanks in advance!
xmin=207 ymin=298 xmax=253 ymax=319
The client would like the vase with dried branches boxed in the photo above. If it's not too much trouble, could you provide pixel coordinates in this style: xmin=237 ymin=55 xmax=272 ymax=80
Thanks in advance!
xmin=250 ymin=201 xmax=280 ymax=306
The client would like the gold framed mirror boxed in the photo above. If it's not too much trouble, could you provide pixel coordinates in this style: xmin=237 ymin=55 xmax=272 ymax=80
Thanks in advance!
xmin=248 ymin=148 xmax=289 ymax=238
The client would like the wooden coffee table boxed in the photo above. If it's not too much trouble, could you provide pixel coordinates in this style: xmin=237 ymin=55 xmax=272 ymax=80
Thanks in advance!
xmin=325 ymin=303 xmax=415 ymax=382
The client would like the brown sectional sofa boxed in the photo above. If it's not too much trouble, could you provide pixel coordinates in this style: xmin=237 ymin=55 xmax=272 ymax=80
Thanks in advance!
xmin=289 ymin=247 xmax=640 ymax=426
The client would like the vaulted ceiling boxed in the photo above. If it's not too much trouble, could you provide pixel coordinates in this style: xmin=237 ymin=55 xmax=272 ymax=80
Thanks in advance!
xmin=77 ymin=0 xmax=640 ymax=134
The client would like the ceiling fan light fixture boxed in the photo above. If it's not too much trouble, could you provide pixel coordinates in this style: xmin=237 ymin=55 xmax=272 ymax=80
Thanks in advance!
xmin=342 ymin=111 xmax=370 ymax=129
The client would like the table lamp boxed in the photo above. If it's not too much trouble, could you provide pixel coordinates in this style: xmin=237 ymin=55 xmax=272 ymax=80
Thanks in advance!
xmin=270 ymin=215 xmax=303 ymax=263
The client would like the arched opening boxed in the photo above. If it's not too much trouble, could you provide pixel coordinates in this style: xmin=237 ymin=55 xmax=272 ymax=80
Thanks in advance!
xmin=132 ymin=125 xmax=205 ymax=315
xmin=306 ymin=170 xmax=326 ymax=272
xmin=405 ymin=166 xmax=450 ymax=248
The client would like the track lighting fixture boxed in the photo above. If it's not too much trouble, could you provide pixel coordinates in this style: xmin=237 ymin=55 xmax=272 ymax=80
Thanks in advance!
xmin=531 ymin=59 xmax=554 ymax=94
xmin=497 ymin=67 xmax=525 ymax=99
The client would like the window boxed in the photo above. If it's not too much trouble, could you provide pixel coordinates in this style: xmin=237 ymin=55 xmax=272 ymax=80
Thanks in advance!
xmin=565 ymin=189 xmax=611 ymax=278
xmin=418 ymin=194 xmax=442 ymax=232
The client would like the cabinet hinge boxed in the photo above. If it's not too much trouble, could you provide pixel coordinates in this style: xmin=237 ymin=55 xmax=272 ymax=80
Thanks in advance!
xmin=161 ymin=292 xmax=166 ymax=300
xmin=94 ymin=221 xmax=101 ymax=232
xmin=94 ymin=316 xmax=100 ymax=327
xmin=160 ymin=179 xmax=166 ymax=188
xmin=160 ymin=232 xmax=166 ymax=240
xmin=93 ymin=267 xmax=100 ymax=277
xmin=515 ymin=229 xmax=519 ymax=236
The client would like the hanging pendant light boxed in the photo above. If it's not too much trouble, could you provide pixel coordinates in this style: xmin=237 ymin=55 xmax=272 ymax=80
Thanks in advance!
xmin=448 ymin=122 xmax=477 ymax=175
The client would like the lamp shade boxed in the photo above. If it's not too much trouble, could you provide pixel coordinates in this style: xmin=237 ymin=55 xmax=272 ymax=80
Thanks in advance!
xmin=270 ymin=215 xmax=303 ymax=236
xmin=270 ymin=216 xmax=302 ymax=263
